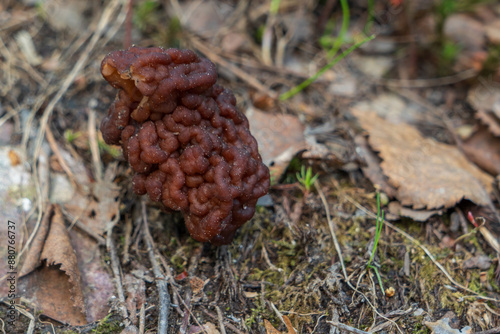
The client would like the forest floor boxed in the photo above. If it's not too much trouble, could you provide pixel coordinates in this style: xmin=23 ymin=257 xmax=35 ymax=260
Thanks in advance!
xmin=1 ymin=0 xmax=500 ymax=333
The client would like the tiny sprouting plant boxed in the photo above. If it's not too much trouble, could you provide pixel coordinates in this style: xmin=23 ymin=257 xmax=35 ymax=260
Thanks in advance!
xmin=367 ymin=191 xmax=385 ymax=293
xmin=64 ymin=129 xmax=82 ymax=144
xmin=296 ymin=165 xmax=319 ymax=193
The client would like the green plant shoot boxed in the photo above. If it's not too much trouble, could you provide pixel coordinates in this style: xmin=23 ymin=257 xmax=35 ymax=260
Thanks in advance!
xmin=367 ymin=191 xmax=385 ymax=293
xmin=279 ymin=34 xmax=375 ymax=100
xmin=296 ymin=165 xmax=319 ymax=192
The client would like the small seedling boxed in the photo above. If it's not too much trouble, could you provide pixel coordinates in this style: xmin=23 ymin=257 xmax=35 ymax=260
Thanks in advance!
xmin=366 ymin=192 xmax=385 ymax=294
xmin=296 ymin=165 xmax=319 ymax=193
xmin=64 ymin=129 xmax=82 ymax=144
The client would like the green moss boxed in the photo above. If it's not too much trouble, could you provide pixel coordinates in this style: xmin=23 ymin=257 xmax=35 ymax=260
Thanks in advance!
xmin=467 ymin=271 xmax=482 ymax=293
xmin=487 ymin=265 xmax=500 ymax=291
xmin=92 ymin=314 xmax=123 ymax=334
xmin=412 ymin=322 xmax=430 ymax=334
xmin=244 ymin=297 xmax=276 ymax=328
xmin=439 ymin=288 xmax=467 ymax=315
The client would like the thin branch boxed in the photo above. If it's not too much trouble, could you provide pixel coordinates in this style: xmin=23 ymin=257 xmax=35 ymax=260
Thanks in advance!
xmin=141 ymin=200 xmax=170 ymax=334
xmin=107 ymin=227 xmax=129 ymax=321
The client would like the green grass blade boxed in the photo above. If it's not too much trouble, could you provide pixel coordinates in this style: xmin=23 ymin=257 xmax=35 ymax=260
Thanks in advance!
xmin=327 ymin=0 xmax=350 ymax=59
xmin=279 ymin=34 xmax=375 ymax=101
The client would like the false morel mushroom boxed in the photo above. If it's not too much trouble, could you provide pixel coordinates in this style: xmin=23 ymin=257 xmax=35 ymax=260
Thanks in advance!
xmin=100 ymin=47 xmax=270 ymax=245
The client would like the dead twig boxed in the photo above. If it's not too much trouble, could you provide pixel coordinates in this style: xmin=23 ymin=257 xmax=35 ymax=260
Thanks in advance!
xmin=215 ymin=306 xmax=227 ymax=334
xmin=106 ymin=226 xmax=129 ymax=322
xmin=138 ymin=303 xmax=145 ymax=334
xmin=122 ymin=216 xmax=133 ymax=264
xmin=327 ymin=321 xmax=371 ymax=334
xmin=61 ymin=206 xmax=106 ymax=245
xmin=88 ymin=108 xmax=103 ymax=183
xmin=45 ymin=126 xmax=79 ymax=187
xmin=141 ymin=199 xmax=170 ymax=334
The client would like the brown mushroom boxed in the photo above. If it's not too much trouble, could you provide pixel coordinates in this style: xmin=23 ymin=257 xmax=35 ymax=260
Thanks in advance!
xmin=100 ymin=46 xmax=270 ymax=245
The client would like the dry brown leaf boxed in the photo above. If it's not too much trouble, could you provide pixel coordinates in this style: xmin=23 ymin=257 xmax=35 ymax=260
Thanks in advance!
xmin=19 ymin=205 xmax=87 ymax=325
xmin=263 ymin=316 xmax=296 ymax=334
xmin=40 ymin=205 xmax=85 ymax=312
xmin=462 ymin=125 xmax=500 ymax=175
xmin=354 ymin=135 xmax=397 ymax=198
xmin=387 ymin=201 xmax=442 ymax=221
xmin=20 ymin=158 xmax=119 ymax=323
xmin=19 ymin=205 xmax=53 ymax=276
xmin=264 ymin=320 xmax=282 ymax=334
xmin=63 ymin=163 xmax=121 ymax=236
xmin=352 ymin=109 xmax=492 ymax=209
xmin=247 ymin=108 xmax=306 ymax=179
xmin=62 ymin=164 xmax=119 ymax=322
xmin=22 ymin=265 xmax=87 ymax=325
xmin=282 ymin=315 xmax=297 ymax=334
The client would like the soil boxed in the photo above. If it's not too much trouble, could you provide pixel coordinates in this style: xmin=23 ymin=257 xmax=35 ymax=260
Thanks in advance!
xmin=0 ymin=1 xmax=500 ymax=333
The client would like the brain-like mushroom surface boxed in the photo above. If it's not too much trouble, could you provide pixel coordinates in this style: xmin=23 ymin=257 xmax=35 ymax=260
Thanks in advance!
xmin=100 ymin=47 xmax=270 ymax=245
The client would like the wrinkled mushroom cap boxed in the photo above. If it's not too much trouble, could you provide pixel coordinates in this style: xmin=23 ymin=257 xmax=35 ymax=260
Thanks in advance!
xmin=100 ymin=46 xmax=270 ymax=245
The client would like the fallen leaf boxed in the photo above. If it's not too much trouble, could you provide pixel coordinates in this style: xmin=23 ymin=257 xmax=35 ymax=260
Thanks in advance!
xmin=425 ymin=317 xmax=472 ymax=334
xmin=264 ymin=320 xmax=281 ymax=334
xmin=387 ymin=201 xmax=442 ymax=222
xmin=355 ymin=135 xmax=397 ymax=198
xmin=19 ymin=206 xmax=53 ymax=276
xmin=20 ymin=147 xmax=118 ymax=323
xmin=247 ymin=107 xmax=306 ymax=179
xmin=282 ymin=315 xmax=297 ymax=334
xmin=462 ymin=125 xmax=500 ymax=175
xmin=352 ymin=109 xmax=492 ymax=210
xmin=264 ymin=316 xmax=296 ymax=334
xmin=19 ymin=205 xmax=86 ymax=325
